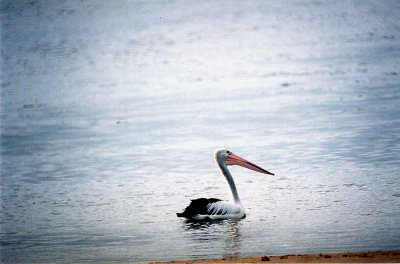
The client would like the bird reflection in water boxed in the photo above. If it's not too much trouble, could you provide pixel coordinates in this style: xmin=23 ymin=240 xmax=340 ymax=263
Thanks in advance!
xmin=182 ymin=219 xmax=242 ymax=259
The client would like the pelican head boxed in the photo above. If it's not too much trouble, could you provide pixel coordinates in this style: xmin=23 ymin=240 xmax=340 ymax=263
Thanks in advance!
xmin=215 ymin=149 xmax=274 ymax=175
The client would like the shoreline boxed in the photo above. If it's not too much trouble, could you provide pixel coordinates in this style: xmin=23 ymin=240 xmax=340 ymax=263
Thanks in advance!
xmin=151 ymin=250 xmax=400 ymax=263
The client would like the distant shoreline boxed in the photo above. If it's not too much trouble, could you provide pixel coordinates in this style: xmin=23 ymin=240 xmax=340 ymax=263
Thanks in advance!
xmin=152 ymin=250 xmax=400 ymax=263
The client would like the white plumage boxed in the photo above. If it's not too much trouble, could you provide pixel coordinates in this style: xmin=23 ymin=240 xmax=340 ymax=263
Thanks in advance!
xmin=191 ymin=202 xmax=244 ymax=221
xmin=207 ymin=201 xmax=242 ymax=215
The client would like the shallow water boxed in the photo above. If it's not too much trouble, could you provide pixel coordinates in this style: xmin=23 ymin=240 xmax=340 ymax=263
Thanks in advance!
xmin=1 ymin=0 xmax=400 ymax=263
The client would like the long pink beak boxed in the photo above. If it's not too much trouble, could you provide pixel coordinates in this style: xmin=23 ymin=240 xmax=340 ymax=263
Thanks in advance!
xmin=225 ymin=153 xmax=274 ymax=175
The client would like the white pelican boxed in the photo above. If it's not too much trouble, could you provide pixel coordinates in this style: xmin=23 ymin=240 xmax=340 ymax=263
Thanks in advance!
xmin=177 ymin=149 xmax=274 ymax=221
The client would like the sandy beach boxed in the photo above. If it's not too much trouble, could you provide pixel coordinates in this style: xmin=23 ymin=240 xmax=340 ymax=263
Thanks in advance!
xmin=152 ymin=250 xmax=400 ymax=263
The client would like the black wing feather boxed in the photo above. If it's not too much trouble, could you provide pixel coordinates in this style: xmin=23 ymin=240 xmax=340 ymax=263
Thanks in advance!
xmin=177 ymin=198 xmax=221 ymax=218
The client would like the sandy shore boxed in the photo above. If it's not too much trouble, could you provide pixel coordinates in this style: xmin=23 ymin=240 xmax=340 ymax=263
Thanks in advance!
xmin=152 ymin=250 xmax=400 ymax=263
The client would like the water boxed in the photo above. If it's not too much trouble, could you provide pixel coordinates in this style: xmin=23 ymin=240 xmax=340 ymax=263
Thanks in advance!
xmin=1 ymin=0 xmax=400 ymax=263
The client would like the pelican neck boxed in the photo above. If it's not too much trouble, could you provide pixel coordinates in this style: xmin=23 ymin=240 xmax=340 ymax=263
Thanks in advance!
xmin=217 ymin=159 xmax=241 ymax=204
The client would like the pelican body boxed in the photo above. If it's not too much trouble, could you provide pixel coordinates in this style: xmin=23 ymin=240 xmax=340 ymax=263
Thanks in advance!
xmin=177 ymin=149 xmax=274 ymax=221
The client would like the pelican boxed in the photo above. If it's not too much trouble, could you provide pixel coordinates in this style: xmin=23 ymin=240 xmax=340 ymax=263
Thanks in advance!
xmin=177 ymin=149 xmax=274 ymax=221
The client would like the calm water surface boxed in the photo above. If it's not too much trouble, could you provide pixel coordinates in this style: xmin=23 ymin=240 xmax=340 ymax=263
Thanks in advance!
xmin=1 ymin=1 xmax=400 ymax=263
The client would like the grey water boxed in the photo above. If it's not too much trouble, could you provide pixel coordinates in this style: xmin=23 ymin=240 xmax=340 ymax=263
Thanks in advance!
xmin=1 ymin=0 xmax=400 ymax=263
